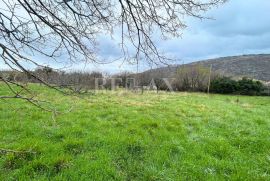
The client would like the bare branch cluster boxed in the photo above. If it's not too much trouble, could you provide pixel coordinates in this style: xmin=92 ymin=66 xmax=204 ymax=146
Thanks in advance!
xmin=1 ymin=0 xmax=226 ymax=65
xmin=0 ymin=0 xmax=226 ymax=108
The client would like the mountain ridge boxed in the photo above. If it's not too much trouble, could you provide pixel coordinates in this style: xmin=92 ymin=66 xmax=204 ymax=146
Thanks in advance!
xmin=142 ymin=54 xmax=270 ymax=82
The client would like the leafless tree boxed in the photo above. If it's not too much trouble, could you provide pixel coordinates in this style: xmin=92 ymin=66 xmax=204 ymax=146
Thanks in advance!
xmin=113 ymin=71 xmax=133 ymax=88
xmin=173 ymin=65 xmax=212 ymax=92
xmin=0 ymin=0 xmax=226 ymax=104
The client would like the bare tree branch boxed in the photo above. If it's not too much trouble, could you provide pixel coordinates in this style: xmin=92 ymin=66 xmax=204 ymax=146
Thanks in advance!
xmin=0 ymin=0 xmax=226 ymax=107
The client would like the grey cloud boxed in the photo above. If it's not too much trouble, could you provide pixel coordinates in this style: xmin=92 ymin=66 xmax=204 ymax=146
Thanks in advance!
xmin=199 ymin=0 xmax=270 ymax=37
xmin=1 ymin=0 xmax=269 ymax=73
xmin=154 ymin=0 xmax=270 ymax=64
xmin=95 ymin=0 xmax=270 ymax=71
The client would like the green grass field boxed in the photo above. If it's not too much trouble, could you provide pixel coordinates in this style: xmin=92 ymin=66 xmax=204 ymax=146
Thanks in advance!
xmin=0 ymin=84 xmax=270 ymax=180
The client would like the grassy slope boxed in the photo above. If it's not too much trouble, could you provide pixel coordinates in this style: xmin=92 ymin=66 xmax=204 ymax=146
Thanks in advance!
xmin=0 ymin=84 xmax=270 ymax=180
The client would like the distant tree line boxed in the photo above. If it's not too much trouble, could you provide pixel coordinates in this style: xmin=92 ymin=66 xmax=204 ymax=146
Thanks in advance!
xmin=0 ymin=65 xmax=268 ymax=96
xmin=136 ymin=65 xmax=268 ymax=96
xmin=0 ymin=67 xmax=102 ymax=93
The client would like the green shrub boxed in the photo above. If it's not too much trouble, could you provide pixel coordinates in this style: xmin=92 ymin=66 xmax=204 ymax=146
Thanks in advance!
xmin=210 ymin=77 xmax=238 ymax=94
xmin=237 ymin=77 xmax=264 ymax=95
xmin=210 ymin=77 xmax=265 ymax=95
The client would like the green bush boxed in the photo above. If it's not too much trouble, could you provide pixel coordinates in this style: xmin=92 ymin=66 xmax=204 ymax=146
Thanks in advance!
xmin=210 ymin=77 xmax=265 ymax=95
xmin=210 ymin=77 xmax=238 ymax=94
xmin=237 ymin=77 xmax=264 ymax=95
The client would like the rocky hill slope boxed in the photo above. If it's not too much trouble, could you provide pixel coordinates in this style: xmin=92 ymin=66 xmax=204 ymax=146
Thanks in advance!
xmin=143 ymin=54 xmax=270 ymax=81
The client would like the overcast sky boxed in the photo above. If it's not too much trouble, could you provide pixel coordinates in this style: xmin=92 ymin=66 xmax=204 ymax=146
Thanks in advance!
xmin=69 ymin=0 xmax=270 ymax=73
xmin=1 ymin=0 xmax=270 ymax=73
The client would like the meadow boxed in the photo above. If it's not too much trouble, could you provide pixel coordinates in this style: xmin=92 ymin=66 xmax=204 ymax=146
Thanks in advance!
xmin=0 ymin=84 xmax=270 ymax=180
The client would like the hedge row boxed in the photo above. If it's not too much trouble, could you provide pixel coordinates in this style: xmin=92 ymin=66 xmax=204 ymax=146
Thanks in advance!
xmin=210 ymin=77 xmax=265 ymax=95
